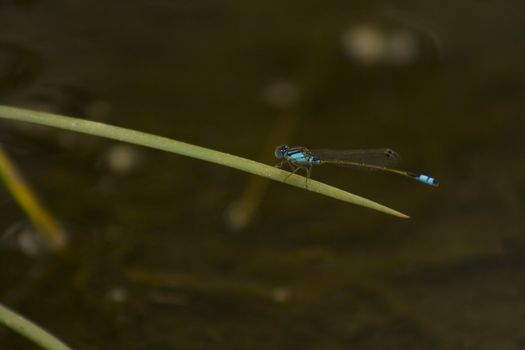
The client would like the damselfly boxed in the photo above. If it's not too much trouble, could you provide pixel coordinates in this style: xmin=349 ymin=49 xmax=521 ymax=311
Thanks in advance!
xmin=274 ymin=144 xmax=439 ymax=186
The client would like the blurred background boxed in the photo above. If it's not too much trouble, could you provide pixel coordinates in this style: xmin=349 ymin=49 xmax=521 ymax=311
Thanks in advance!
xmin=0 ymin=1 xmax=524 ymax=349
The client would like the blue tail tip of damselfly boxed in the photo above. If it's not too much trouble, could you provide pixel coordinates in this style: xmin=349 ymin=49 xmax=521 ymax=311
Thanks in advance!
xmin=413 ymin=173 xmax=439 ymax=187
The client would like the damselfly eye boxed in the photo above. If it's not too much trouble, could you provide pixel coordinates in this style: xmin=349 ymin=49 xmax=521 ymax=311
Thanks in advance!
xmin=274 ymin=144 xmax=289 ymax=159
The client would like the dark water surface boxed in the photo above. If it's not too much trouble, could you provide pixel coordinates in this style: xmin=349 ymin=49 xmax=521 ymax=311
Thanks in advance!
xmin=1 ymin=1 xmax=524 ymax=349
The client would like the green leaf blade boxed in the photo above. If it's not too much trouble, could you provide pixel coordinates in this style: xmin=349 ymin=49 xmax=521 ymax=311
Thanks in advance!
xmin=0 ymin=105 xmax=409 ymax=218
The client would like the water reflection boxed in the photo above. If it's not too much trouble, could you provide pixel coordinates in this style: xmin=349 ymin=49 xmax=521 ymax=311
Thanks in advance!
xmin=0 ymin=43 xmax=42 ymax=99
xmin=1 ymin=1 xmax=524 ymax=349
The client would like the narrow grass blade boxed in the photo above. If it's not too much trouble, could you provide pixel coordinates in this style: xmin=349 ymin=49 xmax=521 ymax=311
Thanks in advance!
xmin=0 ymin=303 xmax=72 ymax=350
xmin=0 ymin=105 xmax=409 ymax=218
xmin=0 ymin=145 xmax=68 ymax=252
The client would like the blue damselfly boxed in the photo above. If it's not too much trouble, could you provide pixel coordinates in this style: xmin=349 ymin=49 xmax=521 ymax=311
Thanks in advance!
xmin=274 ymin=144 xmax=439 ymax=186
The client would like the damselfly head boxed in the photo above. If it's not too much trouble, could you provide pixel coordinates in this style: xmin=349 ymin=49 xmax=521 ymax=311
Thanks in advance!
xmin=274 ymin=144 xmax=289 ymax=159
